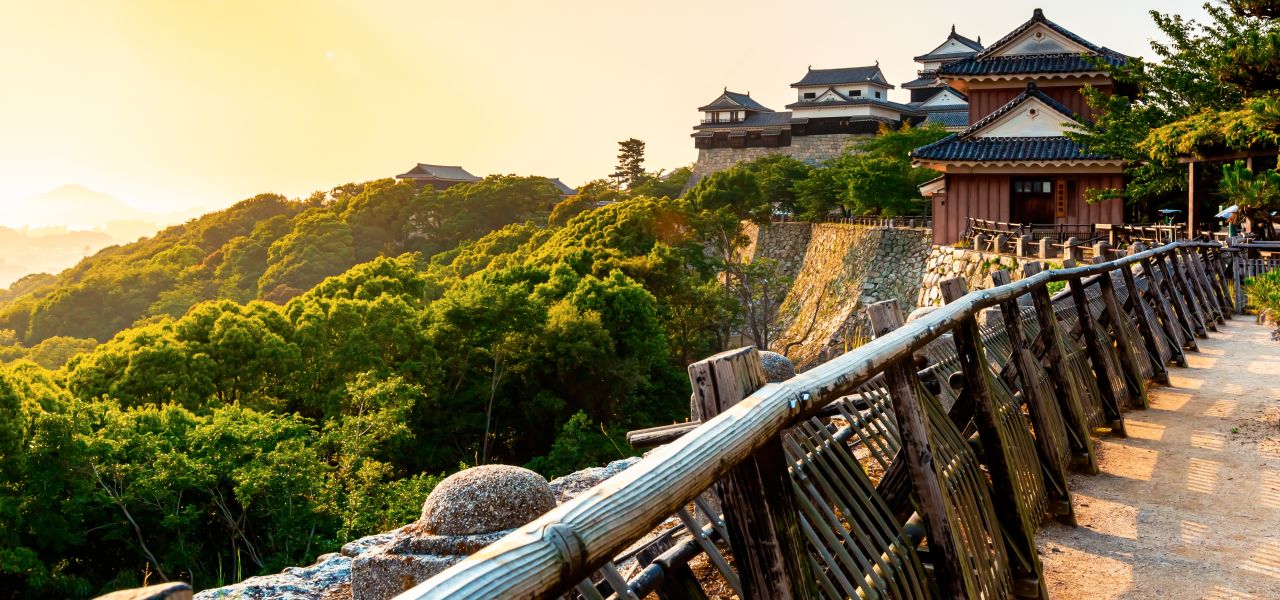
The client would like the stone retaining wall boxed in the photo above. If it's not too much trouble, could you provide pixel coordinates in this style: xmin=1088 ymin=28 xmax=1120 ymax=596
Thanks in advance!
xmin=916 ymin=246 xmax=1038 ymax=307
xmin=746 ymin=222 xmax=932 ymax=369
xmin=689 ymin=134 xmax=872 ymax=185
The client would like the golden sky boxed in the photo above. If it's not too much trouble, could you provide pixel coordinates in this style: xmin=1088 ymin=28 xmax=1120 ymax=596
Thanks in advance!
xmin=0 ymin=0 xmax=1207 ymax=216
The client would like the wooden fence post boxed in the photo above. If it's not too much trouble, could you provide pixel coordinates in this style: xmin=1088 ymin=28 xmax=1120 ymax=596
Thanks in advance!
xmin=636 ymin=533 xmax=710 ymax=600
xmin=1165 ymin=250 xmax=1211 ymax=335
xmin=987 ymin=270 xmax=1076 ymax=524
xmin=1188 ymin=247 xmax=1227 ymax=321
xmin=1140 ymin=254 xmax=1197 ymax=357
xmin=688 ymin=348 xmax=815 ymax=600
xmin=1200 ymin=246 xmax=1233 ymax=319
xmin=865 ymin=301 xmax=968 ymax=600
xmin=1023 ymin=262 xmax=1098 ymax=474
xmin=1090 ymin=257 xmax=1150 ymax=409
xmin=1178 ymin=247 xmax=1221 ymax=327
xmin=1233 ymin=247 xmax=1246 ymax=313
xmin=1154 ymin=253 xmax=1205 ymax=342
xmin=1116 ymin=255 xmax=1171 ymax=385
xmin=1066 ymin=274 xmax=1127 ymax=436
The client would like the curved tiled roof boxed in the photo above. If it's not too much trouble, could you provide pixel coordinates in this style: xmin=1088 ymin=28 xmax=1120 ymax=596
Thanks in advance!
xmin=923 ymin=110 xmax=969 ymax=129
xmin=397 ymin=164 xmax=480 ymax=182
xmin=693 ymin=111 xmax=794 ymax=130
xmin=698 ymin=90 xmax=773 ymax=112
xmin=975 ymin=8 xmax=1101 ymax=59
xmin=939 ymin=9 xmax=1128 ymax=78
xmin=792 ymin=66 xmax=892 ymax=88
xmin=913 ymin=26 xmax=984 ymax=61
xmin=911 ymin=136 xmax=1108 ymax=161
xmin=903 ymin=74 xmax=941 ymax=89
xmin=940 ymin=51 xmax=1126 ymax=77
xmin=910 ymin=82 xmax=1110 ymax=162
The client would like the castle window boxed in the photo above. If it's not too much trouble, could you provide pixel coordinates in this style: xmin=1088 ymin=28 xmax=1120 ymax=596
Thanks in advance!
xmin=849 ymin=90 xmax=861 ymax=97
xmin=875 ymin=91 xmax=882 ymax=98
xmin=803 ymin=92 xmax=816 ymax=99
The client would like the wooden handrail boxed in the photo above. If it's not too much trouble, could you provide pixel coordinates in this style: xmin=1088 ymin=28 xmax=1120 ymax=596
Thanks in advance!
xmin=399 ymin=240 xmax=1220 ymax=600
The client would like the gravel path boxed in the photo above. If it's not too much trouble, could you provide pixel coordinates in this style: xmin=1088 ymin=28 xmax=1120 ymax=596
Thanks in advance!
xmin=1038 ymin=319 xmax=1280 ymax=599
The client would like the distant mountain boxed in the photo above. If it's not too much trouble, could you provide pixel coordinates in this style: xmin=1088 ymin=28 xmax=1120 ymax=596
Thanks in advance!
xmin=0 ymin=184 xmax=201 ymax=287
xmin=0 ymin=184 xmax=191 ymax=230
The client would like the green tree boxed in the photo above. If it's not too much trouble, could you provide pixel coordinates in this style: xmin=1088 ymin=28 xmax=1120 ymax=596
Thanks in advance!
xmin=1068 ymin=1 xmax=1280 ymax=208
xmin=611 ymin=138 xmax=649 ymax=189
xmin=259 ymin=210 xmax=357 ymax=301
xmin=629 ymin=166 xmax=693 ymax=199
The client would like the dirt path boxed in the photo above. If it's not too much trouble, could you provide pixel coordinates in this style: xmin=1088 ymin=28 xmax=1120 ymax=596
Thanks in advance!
xmin=1038 ymin=319 xmax=1280 ymax=599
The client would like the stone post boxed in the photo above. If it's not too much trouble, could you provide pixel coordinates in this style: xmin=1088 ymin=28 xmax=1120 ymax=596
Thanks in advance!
xmin=1065 ymin=237 xmax=1082 ymax=261
xmin=973 ymin=233 xmax=988 ymax=251
xmin=1038 ymin=238 xmax=1051 ymax=260
xmin=994 ymin=234 xmax=1009 ymax=254
xmin=351 ymin=465 xmax=557 ymax=600
xmin=1093 ymin=242 xmax=1111 ymax=262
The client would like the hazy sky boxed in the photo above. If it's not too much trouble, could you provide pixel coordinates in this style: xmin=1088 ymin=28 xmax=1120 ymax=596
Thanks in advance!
xmin=0 ymin=0 xmax=1210 ymax=215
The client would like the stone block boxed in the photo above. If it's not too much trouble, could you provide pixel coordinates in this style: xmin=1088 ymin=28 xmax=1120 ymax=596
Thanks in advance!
xmin=95 ymin=583 xmax=193 ymax=600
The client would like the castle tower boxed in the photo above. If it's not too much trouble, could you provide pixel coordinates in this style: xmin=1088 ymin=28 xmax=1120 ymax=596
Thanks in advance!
xmin=911 ymin=8 xmax=1131 ymax=245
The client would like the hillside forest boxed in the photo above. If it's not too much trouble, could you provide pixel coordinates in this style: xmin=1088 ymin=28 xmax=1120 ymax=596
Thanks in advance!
xmin=0 ymin=125 xmax=943 ymax=598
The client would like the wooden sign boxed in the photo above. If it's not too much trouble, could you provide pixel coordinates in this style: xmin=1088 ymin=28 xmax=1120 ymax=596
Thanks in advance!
xmin=1054 ymin=179 xmax=1068 ymax=218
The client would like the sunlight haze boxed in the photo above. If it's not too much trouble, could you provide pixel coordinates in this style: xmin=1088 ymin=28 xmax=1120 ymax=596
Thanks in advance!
xmin=0 ymin=0 xmax=1209 ymax=218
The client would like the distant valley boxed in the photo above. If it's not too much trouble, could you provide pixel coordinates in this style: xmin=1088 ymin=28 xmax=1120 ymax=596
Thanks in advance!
xmin=0 ymin=184 xmax=198 ymax=287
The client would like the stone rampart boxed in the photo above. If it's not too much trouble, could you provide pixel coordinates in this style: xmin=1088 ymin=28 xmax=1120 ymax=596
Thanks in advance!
xmin=689 ymin=134 xmax=872 ymax=185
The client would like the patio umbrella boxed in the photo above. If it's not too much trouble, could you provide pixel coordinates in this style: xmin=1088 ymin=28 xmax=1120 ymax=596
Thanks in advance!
xmin=1216 ymin=205 xmax=1239 ymax=219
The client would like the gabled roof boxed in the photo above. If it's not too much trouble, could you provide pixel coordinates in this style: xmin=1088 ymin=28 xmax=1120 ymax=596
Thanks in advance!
xmin=910 ymin=82 xmax=1112 ymax=163
xmin=954 ymin=82 xmax=1077 ymax=139
xmin=939 ymin=8 xmax=1128 ymax=78
xmin=902 ymin=74 xmax=942 ymax=89
xmin=698 ymin=90 xmax=773 ymax=113
xmin=976 ymin=8 xmax=1102 ymax=59
xmin=792 ymin=65 xmax=893 ymax=89
xmin=917 ymin=87 xmax=969 ymax=108
xmin=548 ymin=178 xmax=576 ymax=195
xmin=396 ymin=164 xmax=480 ymax=182
xmin=913 ymin=25 xmax=984 ymax=61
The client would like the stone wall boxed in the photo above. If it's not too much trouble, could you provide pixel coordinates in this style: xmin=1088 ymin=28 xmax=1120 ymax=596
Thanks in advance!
xmin=916 ymin=246 xmax=1038 ymax=307
xmin=743 ymin=223 xmax=1046 ymax=369
xmin=746 ymin=222 xmax=932 ymax=370
xmin=689 ymin=133 xmax=873 ymax=185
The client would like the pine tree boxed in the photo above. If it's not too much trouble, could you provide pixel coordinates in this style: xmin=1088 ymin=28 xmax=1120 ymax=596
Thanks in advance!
xmin=1068 ymin=1 xmax=1280 ymax=205
xmin=611 ymin=138 xmax=648 ymax=189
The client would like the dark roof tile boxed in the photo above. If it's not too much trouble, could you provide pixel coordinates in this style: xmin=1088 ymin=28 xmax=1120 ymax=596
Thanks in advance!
xmin=792 ymin=66 xmax=891 ymax=88
xmin=939 ymin=51 xmax=1125 ymax=76
xmin=902 ymin=75 xmax=941 ymax=89
xmin=786 ymin=94 xmax=922 ymax=115
xmin=397 ymin=164 xmax=480 ymax=182
xmin=923 ymin=110 xmax=969 ymax=129
xmin=911 ymin=135 xmax=1108 ymax=161
xmin=698 ymin=90 xmax=773 ymax=112
xmin=939 ymin=9 xmax=1128 ymax=77
xmin=693 ymin=111 xmax=794 ymax=130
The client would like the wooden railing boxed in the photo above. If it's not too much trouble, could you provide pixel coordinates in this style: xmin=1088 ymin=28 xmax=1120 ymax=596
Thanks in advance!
xmin=821 ymin=215 xmax=933 ymax=228
xmin=965 ymin=218 xmax=1096 ymax=244
xmin=401 ymin=240 xmax=1238 ymax=600
xmin=1096 ymin=223 xmax=1187 ymax=246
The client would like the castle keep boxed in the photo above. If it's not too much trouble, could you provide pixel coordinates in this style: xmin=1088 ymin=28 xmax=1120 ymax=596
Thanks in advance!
xmin=912 ymin=9 xmax=1130 ymax=244
xmin=689 ymin=27 xmax=981 ymax=183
